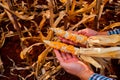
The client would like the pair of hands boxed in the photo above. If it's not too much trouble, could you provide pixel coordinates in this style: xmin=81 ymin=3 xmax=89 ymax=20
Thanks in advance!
xmin=53 ymin=28 xmax=97 ymax=79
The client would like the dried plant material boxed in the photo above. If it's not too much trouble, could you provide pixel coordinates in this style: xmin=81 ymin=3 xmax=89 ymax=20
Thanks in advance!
xmin=101 ymin=22 xmax=120 ymax=31
xmin=65 ymin=0 xmax=71 ymax=12
xmin=38 ymin=66 xmax=61 ymax=80
xmin=43 ymin=61 xmax=53 ymax=71
xmin=43 ymin=40 xmax=120 ymax=58
xmin=9 ymin=56 xmax=35 ymax=71
xmin=8 ymin=57 xmax=36 ymax=80
xmin=70 ymin=14 xmax=96 ymax=30
xmin=23 ymin=26 xmax=32 ymax=37
xmin=14 ymin=11 xmax=35 ymax=20
xmin=94 ymin=0 xmax=109 ymax=29
xmin=75 ymin=0 xmax=96 ymax=14
xmin=31 ymin=0 xmax=39 ymax=7
xmin=0 ymin=3 xmax=34 ymax=20
xmin=70 ymin=0 xmax=76 ymax=12
xmin=39 ymin=30 xmax=53 ymax=41
xmin=50 ymin=28 xmax=88 ymax=45
xmin=47 ymin=0 xmax=54 ymax=27
xmin=0 ymin=28 xmax=5 ymax=48
xmin=1 ymin=1 xmax=23 ymax=38
xmin=40 ymin=61 xmax=54 ymax=76
xmin=36 ymin=47 xmax=52 ymax=76
xmin=60 ymin=0 xmax=67 ymax=3
xmin=0 ymin=12 xmax=5 ymax=22
xmin=97 ymin=0 xmax=109 ymax=20
xmin=53 ymin=11 xmax=66 ymax=28
xmin=0 ymin=56 xmax=4 ymax=74
xmin=39 ymin=15 xmax=46 ymax=30
xmin=92 ymin=58 xmax=113 ymax=75
xmin=24 ymin=72 xmax=35 ymax=80
xmin=88 ymin=34 xmax=120 ymax=47
xmin=0 ymin=74 xmax=9 ymax=79
xmin=20 ymin=43 xmax=43 ymax=59
xmin=85 ymin=48 xmax=120 ymax=59
xmin=80 ymin=55 xmax=102 ymax=68
xmin=0 ymin=0 xmax=120 ymax=79
xmin=5 ymin=30 xmax=31 ymax=38
xmin=41 ymin=10 xmax=51 ymax=19
xmin=43 ymin=40 xmax=80 ymax=55
xmin=20 ymin=37 xmax=42 ymax=46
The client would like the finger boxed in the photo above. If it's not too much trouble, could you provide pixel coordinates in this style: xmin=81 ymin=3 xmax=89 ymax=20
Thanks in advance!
xmin=58 ymin=36 xmax=69 ymax=43
xmin=68 ymin=40 xmax=77 ymax=45
xmin=77 ymin=30 xmax=82 ymax=34
xmin=72 ymin=55 xmax=79 ymax=60
xmin=58 ymin=36 xmax=78 ymax=45
xmin=61 ymin=52 xmax=68 ymax=60
xmin=65 ymin=53 xmax=72 ymax=59
xmin=58 ymin=36 xmax=63 ymax=40
xmin=78 ymin=30 xmax=86 ymax=35
xmin=58 ymin=35 xmax=80 ymax=47
xmin=60 ymin=37 xmax=69 ymax=43
xmin=53 ymin=49 xmax=64 ymax=62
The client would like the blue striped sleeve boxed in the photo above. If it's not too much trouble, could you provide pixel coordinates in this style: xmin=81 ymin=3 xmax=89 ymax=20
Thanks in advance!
xmin=89 ymin=73 xmax=113 ymax=80
xmin=107 ymin=28 xmax=120 ymax=35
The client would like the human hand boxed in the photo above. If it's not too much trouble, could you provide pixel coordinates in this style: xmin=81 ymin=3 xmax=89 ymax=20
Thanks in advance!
xmin=54 ymin=49 xmax=94 ymax=79
xmin=77 ymin=28 xmax=98 ymax=37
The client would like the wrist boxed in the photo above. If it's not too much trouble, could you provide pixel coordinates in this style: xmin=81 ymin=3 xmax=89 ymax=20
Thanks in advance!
xmin=78 ymin=69 xmax=94 ymax=80
xmin=97 ymin=31 xmax=107 ymax=35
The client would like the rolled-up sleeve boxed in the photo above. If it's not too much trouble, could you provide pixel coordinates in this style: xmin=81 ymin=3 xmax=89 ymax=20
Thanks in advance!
xmin=89 ymin=73 xmax=113 ymax=80
xmin=108 ymin=28 xmax=120 ymax=35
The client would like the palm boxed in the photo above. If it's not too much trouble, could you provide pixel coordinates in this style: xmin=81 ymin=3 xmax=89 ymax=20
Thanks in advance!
xmin=54 ymin=49 xmax=89 ymax=77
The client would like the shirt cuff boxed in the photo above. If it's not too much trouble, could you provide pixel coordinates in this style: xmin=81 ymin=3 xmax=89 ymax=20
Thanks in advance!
xmin=107 ymin=28 xmax=120 ymax=35
xmin=89 ymin=73 xmax=113 ymax=80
